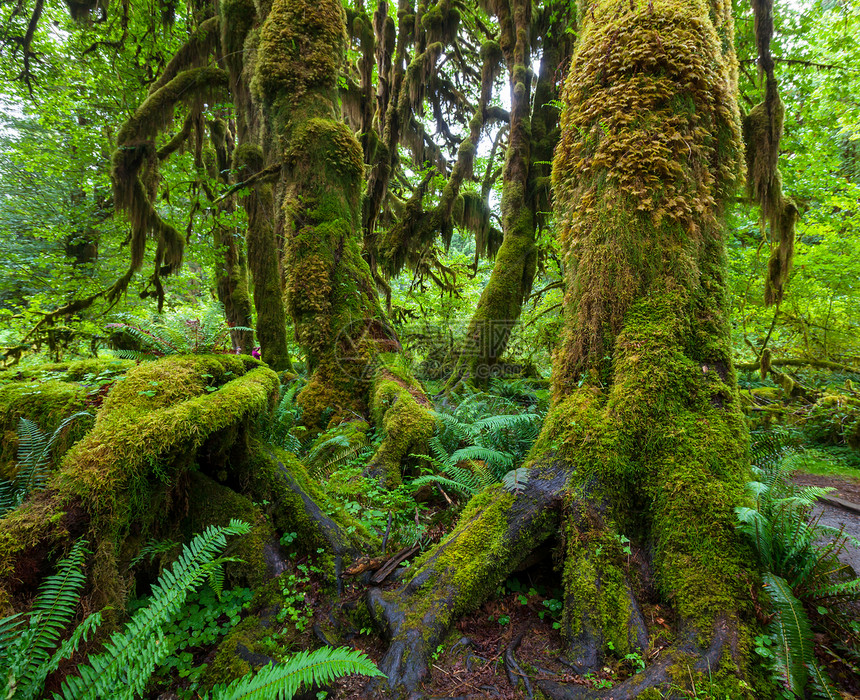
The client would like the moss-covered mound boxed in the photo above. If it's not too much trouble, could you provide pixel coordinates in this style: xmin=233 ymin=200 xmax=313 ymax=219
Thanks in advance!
xmin=0 ymin=354 xmax=279 ymax=614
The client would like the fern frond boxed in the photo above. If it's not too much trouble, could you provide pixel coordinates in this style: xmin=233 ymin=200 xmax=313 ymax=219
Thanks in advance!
xmin=502 ymin=467 xmax=530 ymax=493
xmin=16 ymin=418 xmax=49 ymax=467
xmin=130 ymin=538 xmax=179 ymax=567
xmin=58 ymin=520 xmax=251 ymax=700
xmin=0 ymin=478 xmax=17 ymax=516
xmin=469 ymin=458 xmax=496 ymax=487
xmin=0 ymin=612 xmax=24 ymax=649
xmin=764 ymin=573 xmax=813 ymax=694
xmin=18 ymin=539 xmax=90 ymax=684
xmin=809 ymin=577 xmax=860 ymax=599
xmin=208 ymin=646 xmax=385 ymax=700
xmin=807 ymin=660 xmax=840 ymax=700
xmin=410 ymin=474 xmax=478 ymax=497
xmin=449 ymin=446 xmax=513 ymax=470
xmin=473 ymin=413 xmax=541 ymax=433
xmin=19 ymin=611 xmax=102 ymax=700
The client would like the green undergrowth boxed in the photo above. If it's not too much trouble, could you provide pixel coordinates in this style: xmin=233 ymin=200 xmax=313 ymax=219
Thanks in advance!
xmin=0 ymin=357 xmax=132 ymax=479
xmin=260 ymin=376 xmax=549 ymax=552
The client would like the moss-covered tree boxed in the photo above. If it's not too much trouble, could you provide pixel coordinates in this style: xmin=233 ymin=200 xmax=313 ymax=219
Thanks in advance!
xmin=367 ymin=1 xmax=761 ymax=696
xmin=445 ymin=0 xmax=573 ymax=388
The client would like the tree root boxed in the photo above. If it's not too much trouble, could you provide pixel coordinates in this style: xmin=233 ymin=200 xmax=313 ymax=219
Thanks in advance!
xmin=504 ymin=630 xmax=534 ymax=699
xmin=537 ymin=617 xmax=734 ymax=699
xmin=367 ymin=458 xmax=567 ymax=696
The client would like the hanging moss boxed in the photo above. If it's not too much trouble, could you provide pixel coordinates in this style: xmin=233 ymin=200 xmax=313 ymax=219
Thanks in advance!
xmin=110 ymin=66 xmax=230 ymax=299
xmin=744 ymin=0 xmax=798 ymax=306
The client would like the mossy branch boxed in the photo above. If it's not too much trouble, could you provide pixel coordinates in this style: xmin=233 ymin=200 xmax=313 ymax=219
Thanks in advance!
xmin=110 ymin=66 xmax=230 ymax=299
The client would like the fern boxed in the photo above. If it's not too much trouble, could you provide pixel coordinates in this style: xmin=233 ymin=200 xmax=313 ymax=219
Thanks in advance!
xmin=107 ymin=301 xmax=254 ymax=359
xmin=764 ymin=573 xmax=813 ymax=694
xmin=502 ymin=467 xmax=530 ymax=493
xmin=0 ymin=539 xmax=100 ymax=700
xmin=129 ymin=537 xmax=179 ymax=567
xmin=261 ymin=378 xmax=308 ymax=452
xmin=807 ymin=660 xmax=841 ymax=700
xmin=738 ymin=437 xmax=858 ymax=698
xmin=57 ymin=519 xmax=251 ymax=700
xmin=0 ymin=412 xmax=92 ymax=517
xmin=207 ymin=646 xmax=385 ymax=700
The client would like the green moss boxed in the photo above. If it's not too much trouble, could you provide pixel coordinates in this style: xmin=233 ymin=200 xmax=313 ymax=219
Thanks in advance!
xmin=391 ymin=485 xmax=556 ymax=638
xmin=367 ymin=362 xmax=435 ymax=488
xmin=0 ymin=493 xmax=70 ymax=611
xmin=237 ymin=441 xmax=374 ymax=558
xmin=38 ymin=355 xmax=278 ymax=607
xmin=535 ymin=0 xmax=754 ymax=678
xmin=562 ymin=509 xmax=636 ymax=655
xmin=0 ymin=379 xmax=93 ymax=479
xmin=252 ymin=0 xmax=346 ymax=102
xmin=182 ymin=472 xmax=276 ymax=588
xmin=553 ymin=0 xmax=742 ymax=382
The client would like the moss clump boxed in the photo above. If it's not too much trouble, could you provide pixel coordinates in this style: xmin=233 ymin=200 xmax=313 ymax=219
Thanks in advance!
xmin=56 ymin=355 xmax=277 ymax=524
xmin=396 ymin=484 xmax=556 ymax=634
xmin=366 ymin=361 xmax=435 ymax=488
xmin=562 ymin=509 xmax=638 ymax=656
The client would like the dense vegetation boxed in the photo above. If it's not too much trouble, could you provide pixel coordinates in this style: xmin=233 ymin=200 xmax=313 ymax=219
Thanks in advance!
xmin=0 ymin=0 xmax=859 ymax=698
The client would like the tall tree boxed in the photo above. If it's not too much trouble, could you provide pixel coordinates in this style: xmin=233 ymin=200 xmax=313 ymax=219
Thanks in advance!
xmin=369 ymin=1 xmax=756 ymax=696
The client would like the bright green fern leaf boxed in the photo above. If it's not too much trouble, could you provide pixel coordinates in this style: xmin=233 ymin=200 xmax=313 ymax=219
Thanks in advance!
xmin=207 ymin=646 xmax=385 ymax=700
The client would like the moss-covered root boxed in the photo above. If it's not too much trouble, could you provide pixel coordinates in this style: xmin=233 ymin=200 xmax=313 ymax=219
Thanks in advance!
xmin=238 ymin=442 xmax=375 ymax=577
xmin=367 ymin=460 xmax=566 ymax=695
xmin=365 ymin=367 xmax=435 ymax=489
xmin=537 ymin=617 xmax=739 ymax=699
xmin=561 ymin=504 xmax=648 ymax=674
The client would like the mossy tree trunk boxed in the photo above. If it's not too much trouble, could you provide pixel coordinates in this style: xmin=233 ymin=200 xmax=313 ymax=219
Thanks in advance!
xmin=242 ymin=0 xmax=435 ymax=481
xmin=446 ymin=0 xmax=572 ymax=388
xmin=205 ymin=119 xmax=255 ymax=353
xmin=369 ymin=1 xmax=759 ymax=697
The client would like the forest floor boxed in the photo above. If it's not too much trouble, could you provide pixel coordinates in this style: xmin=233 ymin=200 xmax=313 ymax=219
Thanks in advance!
xmin=794 ymin=471 xmax=860 ymax=574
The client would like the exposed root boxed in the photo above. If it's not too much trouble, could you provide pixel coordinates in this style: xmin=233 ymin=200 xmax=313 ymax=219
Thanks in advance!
xmin=366 ymin=458 xmax=567 ymax=695
xmin=537 ymin=617 xmax=735 ymax=699
xmin=504 ymin=630 xmax=534 ymax=699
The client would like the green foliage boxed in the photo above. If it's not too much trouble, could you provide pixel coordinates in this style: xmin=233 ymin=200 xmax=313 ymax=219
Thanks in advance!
xmin=737 ymin=433 xmax=860 ymax=697
xmin=0 ymin=539 xmax=102 ymax=700
xmin=262 ymin=378 xmax=308 ymax=454
xmin=58 ymin=519 xmax=252 ymax=700
xmin=0 ymin=411 xmax=91 ymax=516
xmin=410 ymin=384 xmax=544 ymax=498
xmin=107 ymin=302 xmax=253 ymax=359
xmin=151 ymin=585 xmax=253 ymax=693
xmin=205 ymin=646 xmax=384 ymax=700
